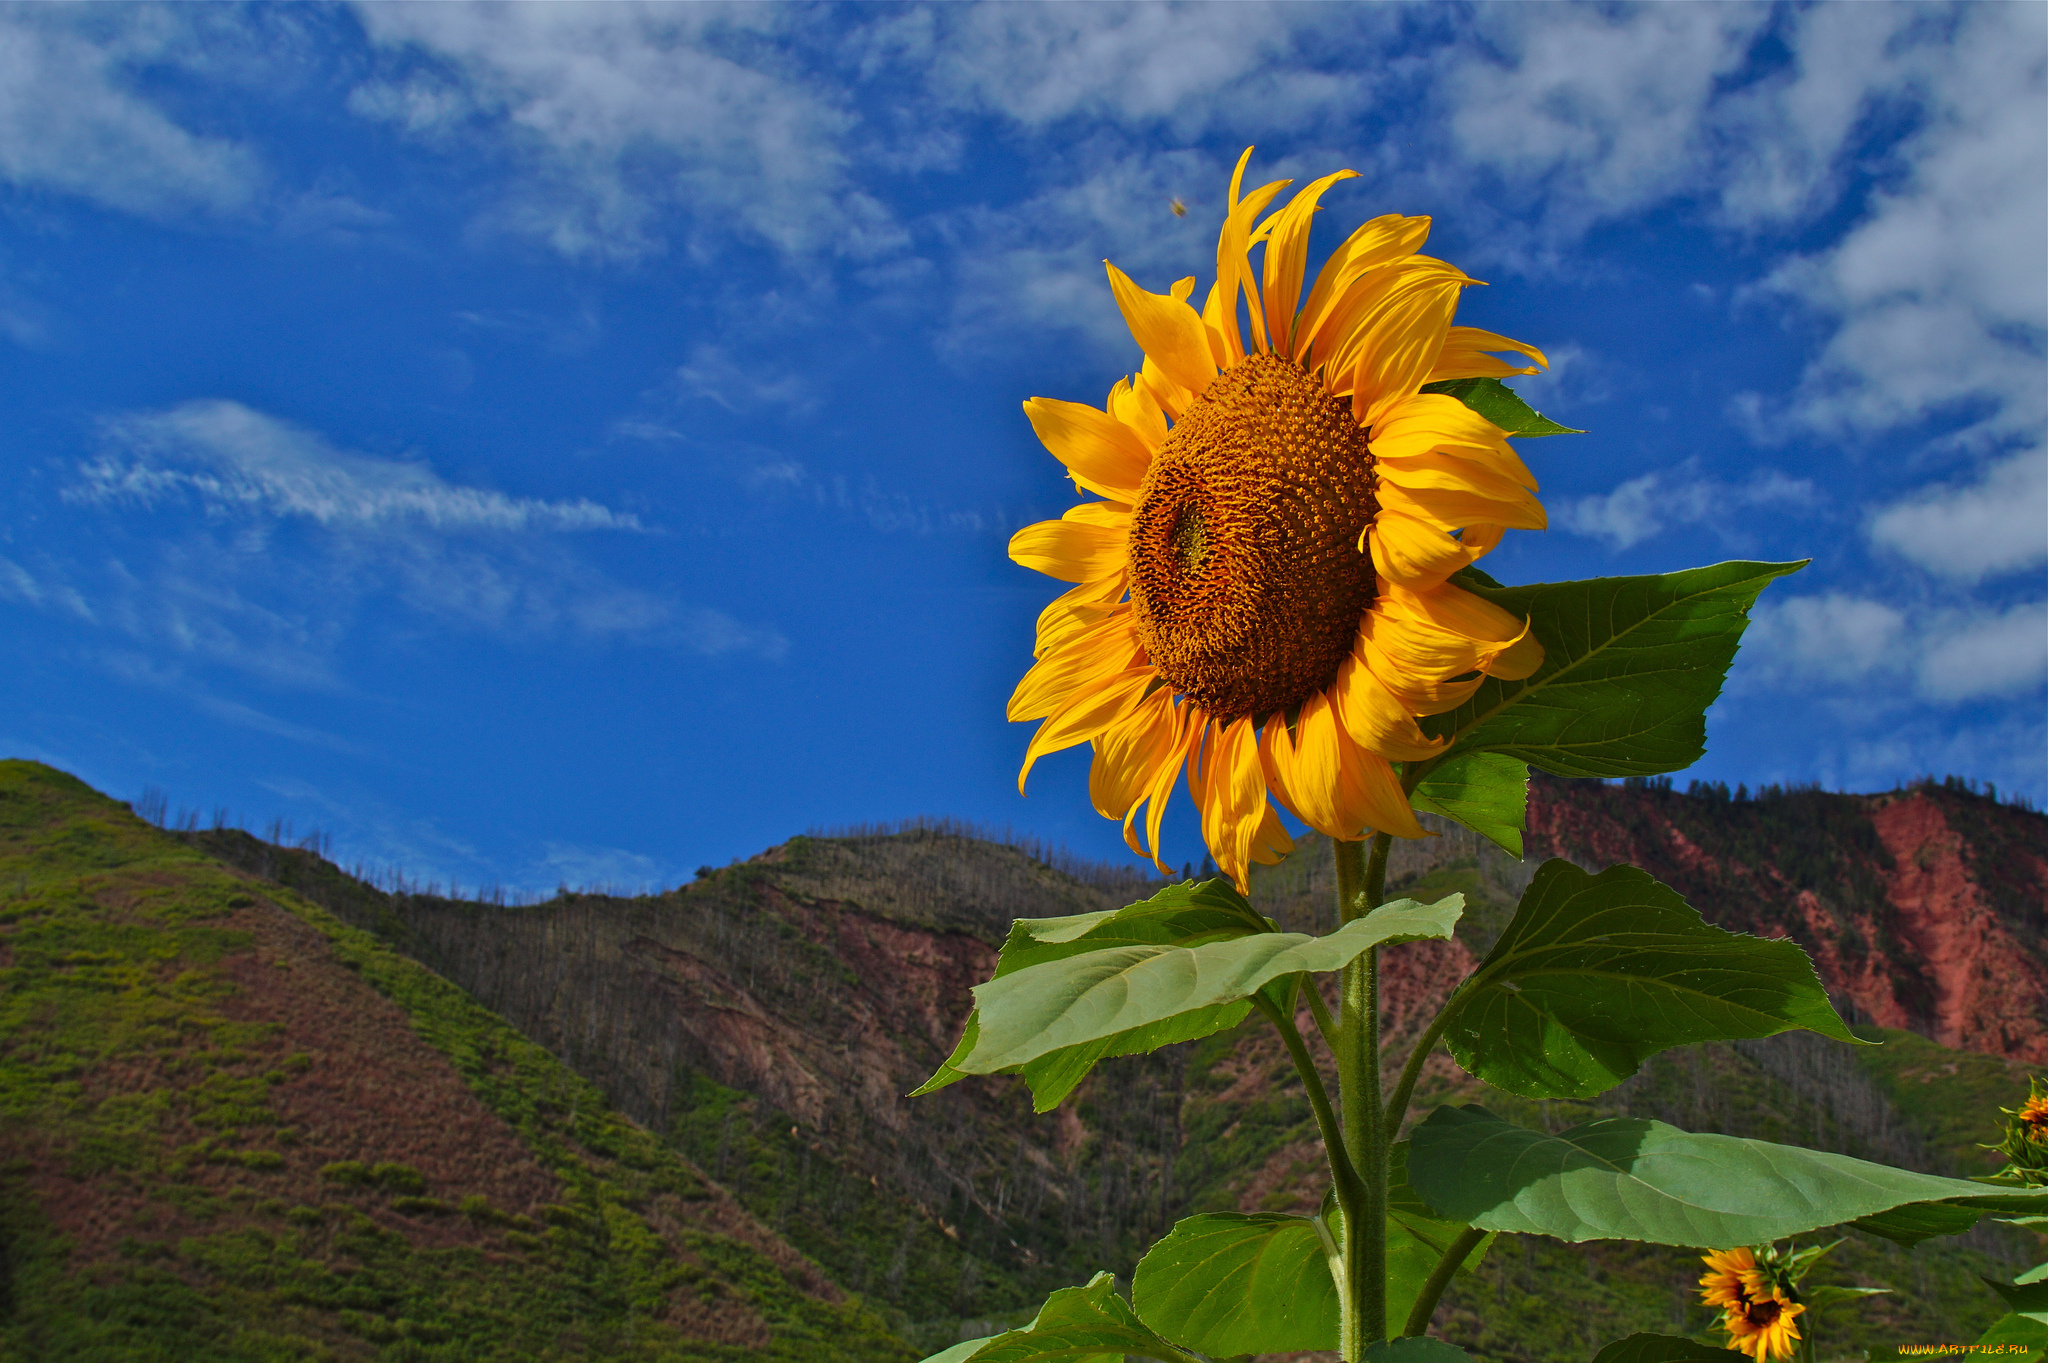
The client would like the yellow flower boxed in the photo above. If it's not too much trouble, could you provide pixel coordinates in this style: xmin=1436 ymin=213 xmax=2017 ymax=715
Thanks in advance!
xmin=2020 ymin=1093 xmax=2048 ymax=1137
xmin=1007 ymin=148 xmax=1547 ymax=889
xmin=1722 ymin=1287 xmax=1806 ymax=1362
xmin=1699 ymin=1247 xmax=1759 ymax=1310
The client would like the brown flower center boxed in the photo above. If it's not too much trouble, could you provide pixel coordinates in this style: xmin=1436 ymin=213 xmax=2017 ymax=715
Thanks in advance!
xmin=1127 ymin=352 xmax=1378 ymax=723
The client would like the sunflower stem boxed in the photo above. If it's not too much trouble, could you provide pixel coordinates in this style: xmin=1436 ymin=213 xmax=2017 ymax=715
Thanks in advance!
xmin=1335 ymin=832 xmax=1393 ymax=1357
xmin=1400 ymin=1225 xmax=1487 ymax=1337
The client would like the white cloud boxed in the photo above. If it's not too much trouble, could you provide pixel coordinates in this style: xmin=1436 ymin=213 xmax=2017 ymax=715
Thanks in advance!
xmin=1745 ymin=5 xmax=2046 ymax=445
xmin=1747 ymin=591 xmax=2048 ymax=704
xmin=347 ymin=3 xmax=903 ymax=263
xmin=5 ymin=400 xmax=789 ymax=683
xmin=1440 ymin=4 xmax=1771 ymax=235
xmin=922 ymin=5 xmax=1383 ymax=135
xmin=1915 ymin=600 xmax=2048 ymax=703
xmin=1558 ymin=465 xmax=1816 ymax=551
xmin=1868 ymin=447 xmax=2048 ymax=583
xmin=79 ymin=400 xmax=641 ymax=532
xmin=0 ymin=7 xmax=262 ymax=218
xmin=674 ymin=344 xmax=809 ymax=413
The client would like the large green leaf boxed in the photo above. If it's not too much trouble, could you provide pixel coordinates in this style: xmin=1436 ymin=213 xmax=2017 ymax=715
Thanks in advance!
xmin=1406 ymin=1106 xmax=2048 ymax=1246
xmin=1129 ymin=1144 xmax=1491 ymax=1354
xmin=1409 ymin=750 xmax=1529 ymax=858
xmin=1416 ymin=561 xmax=1805 ymax=780
xmin=952 ymin=896 xmax=1463 ymax=1076
xmin=912 ymin=879 xmax=1273 ymax=1107
xmin=1971 ymin=1315 xmax=2048 ymax=1363
xmin=1422 ymin=377 xmax=1582 ymax=437
xmin=1132 ymin=1213 xmax=1336 ymax=1354
xmin=917 ymin=1271 xmax=1196 ymax=1363
xmin=1387 ymin=1140 xmax=1494 ymax=1331
xmin=1442 ymin=861 xmax=1858 ymax=1099
xmin=1590 ymin=1334 xmax=1744 ymax=1363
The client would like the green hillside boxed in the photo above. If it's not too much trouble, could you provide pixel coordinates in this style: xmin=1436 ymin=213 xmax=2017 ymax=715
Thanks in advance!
xmin=0 ymin=760 xmax=910 ymax=1362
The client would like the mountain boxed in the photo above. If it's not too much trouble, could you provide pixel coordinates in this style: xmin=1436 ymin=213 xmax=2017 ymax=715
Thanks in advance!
xmin=5 ymin=760 xmax=2046 ymax=1361
xmin=0 ymin=760 xmax=910 ymax=1361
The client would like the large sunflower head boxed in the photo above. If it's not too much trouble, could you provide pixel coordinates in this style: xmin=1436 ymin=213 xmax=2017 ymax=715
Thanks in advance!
xmin=1007 ymin=149 xmax=1548 ymax=891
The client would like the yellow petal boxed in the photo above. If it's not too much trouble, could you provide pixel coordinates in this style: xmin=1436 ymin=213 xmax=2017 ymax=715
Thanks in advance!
xmin=1260 ymin=169 xmax=1359 ymax=358
xmin=1009 ymin=609 xmax=1140 ymax=721
xmin=1131 ymin=703 xmax=1199 ymax=870
xmin=1371 ymin=392 xmax=1538 ymax=490
xmin=1426 ymin=326 xmax=1549 ymax=384
xmin=1350 ymin=273 xmax=1471 ymax=431
xmin=1375 ymin=451 xmax=1541 ymax=508
xmin=1376 ymin=581 xmax=1542 ymax=682
xmin=1105 ymin=263 xmax=1218 ymax=401
xmin=1200 ymin=280 xmax=1238 ymax=368
xmin=1008 ymin=517 xmax=1127 ymax=583
xmin=1090 ymin=687 xmax=1176 ymax=819
xmin=1107 ymin=375 xmax=1167 ymax=451
xmin=1249 ymin=803 xmax=1293 ymax=866
xmin=1034 ymin=570 xmax=1127 ymax=659
xmin=1137 ymin=354 xmax=1195 ymax=423
xmin=1330 ymin=653 xmax=1444 ymax=762
xmin=1213 ymin=147 xmax=1293 ymax=359
xmin=1311 ymin=257 xmax=1469 ymax=384
xmin=1019 ymin=666 xmax=1153 ymax=793
xmin=1358 ymin=605 xmax=1487 ymax=690
xmin=1295 ymin=214 xmax=1434 ymax=364
xmin=1335 ymin=736 xmax=1428 ymax=840
xmin=1264 ymin=692 xmax=1347 ymax=838
xmin=1376 ymin=479 xmax=1546 ymax=533
xmin=1189 ymin=715 xmax=1267 ymax=892
xmin=1023 ymin=396 xmax=1151 ymax=502
xmin=1366 ymin=512 xmax=1493 ymax=591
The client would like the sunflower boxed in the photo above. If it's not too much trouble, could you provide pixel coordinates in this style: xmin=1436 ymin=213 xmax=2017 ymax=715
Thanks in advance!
xmin=1721 ymin=1287 xmax=1806 ymax=1362
xmin=1698 ymin=1247 xmax=1761 ymax=1310
xmin=1007 ymin=149 xmax=1547 ymax=890
xmin=2021 ymin=1093 xmax=2048 ymax=1138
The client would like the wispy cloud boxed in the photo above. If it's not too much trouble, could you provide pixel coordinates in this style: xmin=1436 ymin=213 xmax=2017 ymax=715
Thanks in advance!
xmin=1868 ymin=448 xmax=2048 ymax=585
xmin=0 ymin=7 xmax=263 ymax=219
xmin=1745 ymin=592 xmax=2048 ymax=705
xmin=10 ymin=401 xmax=789 ymax=691
xmin=347 ymin=3 xmax=904 ymax=264
xmin=1557 ymin=464 xmax=1816 ymax=551
xmin=79 ymin=400 xmax=641 ymax=532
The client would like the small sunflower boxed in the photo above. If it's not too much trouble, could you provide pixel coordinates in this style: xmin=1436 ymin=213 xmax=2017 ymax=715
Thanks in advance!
xmin=1722 ymin=1288 xmax=1806 ymax=1362
xmin=1007 ymin=149 xmax=1547 ymax=889
xmin=1698 ymin=1247 xmax=1760 ymax=1310
xmin=1991 ymin=1078 xmax=2048 ymax=1182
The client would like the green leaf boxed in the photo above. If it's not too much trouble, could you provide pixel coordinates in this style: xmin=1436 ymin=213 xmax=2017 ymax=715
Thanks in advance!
xmin=953 ymin=896 xmax=1463 ymax=1078
xmin=1406 ymin=1106 xmax=2048 ymax=1246
xmin=1418 ymin=561 xmax=1806 ymax=779
xmin=1988 ymin=1279 xmax=2048 ymax=1325
xmin=919 ymin=1271 xmax=1195 ymax=1363
xmin=1130 ymin=1146 xmax=1493 ymax=1354
xmin=1409 ymin=751 xmax=1529 ymax=858
xmin=1421 ymin=377 xmax=1582 ymax=437
xmin=911 ymin=878 xmax=1272 ymax=1104
xmin=1388 ymin=1140 xmax=1494 ymax=1330
xmin=1847 ymin=1200 xmax=1987 ymax=1245
xmin=1443 ymin=861 xmax=1859 ymax=1099
xmin=1364 ymin=1340 xmax=1474 ymax=1363
xmin=1132 ymin=1212 xmax=1336 ymax=1354
xmin=1590 ymin=1334 xmax=1745 ymax=1363
xmin=1801 ymin=1285 xmax=1890 ymax=1313
xmin=1972 ymin=1313 xmax=2048 ymax=1363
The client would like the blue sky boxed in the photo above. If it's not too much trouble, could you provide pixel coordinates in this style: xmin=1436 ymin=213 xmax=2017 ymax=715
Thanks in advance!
xmin=1 ymin=2 xmax=2042 ymax=893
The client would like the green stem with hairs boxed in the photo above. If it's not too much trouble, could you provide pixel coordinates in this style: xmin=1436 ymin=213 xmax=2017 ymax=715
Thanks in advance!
xmin=1335 ymin=831 xmax=1394 ymax=1358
